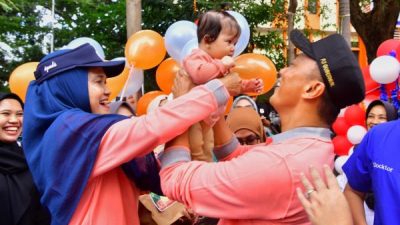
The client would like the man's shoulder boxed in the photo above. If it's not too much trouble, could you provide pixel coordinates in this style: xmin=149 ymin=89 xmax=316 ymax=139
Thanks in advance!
xmin=268 ymin=136 xmax=333 ymax=157
xmin=366 ymin=119 xmax=400 ymax=144
xmin=371 ymin=119 xmax=399 ymax=133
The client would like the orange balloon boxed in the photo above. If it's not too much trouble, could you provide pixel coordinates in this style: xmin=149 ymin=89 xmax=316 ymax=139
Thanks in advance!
xmin=125 ymin=30 xmax=166 ymax=69
xmin=224 ymin=96 xmax=234 ymax=115
xmin=9 ymin=62 xmax=38 ymax=102
xmin=136 ymin=91 xmax=166 ymax=116
xmin=156 ymin=58 xmax=180 ymax=94
xmin=231 ymin=53 xmax=277 ymax=96
xmin=107 ymin=66 xmax=130 ymax=100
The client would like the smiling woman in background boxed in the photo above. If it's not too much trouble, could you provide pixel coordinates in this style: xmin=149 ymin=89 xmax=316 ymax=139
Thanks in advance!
xmin=365 ymin=99 xmax=398 ymax=130
xmin=0 ymin=92 xmax=50 ymax=225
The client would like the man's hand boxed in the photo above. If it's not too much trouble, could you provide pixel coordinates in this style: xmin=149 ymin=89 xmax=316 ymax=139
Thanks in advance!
xmin=218 ymin=72 xmax=242 ymax=96
xmin=172 ymin=69 xmax=194 ymax=98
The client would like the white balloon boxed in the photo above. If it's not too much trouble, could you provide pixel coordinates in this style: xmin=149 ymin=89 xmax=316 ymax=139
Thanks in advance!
xmin=178 ymin=38 xmax=199 ymax=64
xmin=123 ymin=68 xmax=143 ymax=97
xmin=67 ymin=37 xmax=105 ymax=59
xmin=335 ymin=156 xmax=349 ymax=174
xmin=347 ymin=125 xmax=367 ymax=145
xmin=227 ymin=11 xmax=250 ymax=57
xmin=164 ymin=21 xmax=198 ymax=62
xmin=369 ymin=55 xmax=400 ymax=84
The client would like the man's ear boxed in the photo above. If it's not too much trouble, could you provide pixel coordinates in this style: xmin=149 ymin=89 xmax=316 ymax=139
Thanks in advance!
xmin=302 ymin=81 xmax=325 ymax=99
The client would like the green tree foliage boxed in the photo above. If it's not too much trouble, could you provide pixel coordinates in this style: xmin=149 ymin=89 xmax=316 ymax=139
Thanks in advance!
xmin=0 ymin=0 xmax=286 ymax=92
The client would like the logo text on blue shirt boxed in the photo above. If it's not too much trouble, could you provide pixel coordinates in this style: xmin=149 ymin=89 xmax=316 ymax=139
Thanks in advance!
xmin=373 ymin=162 xmax=393 ymax=172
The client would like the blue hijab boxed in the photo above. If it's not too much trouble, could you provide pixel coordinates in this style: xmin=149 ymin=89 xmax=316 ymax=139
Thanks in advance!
xmin=22 ymin=68 xmax=125 ymax=225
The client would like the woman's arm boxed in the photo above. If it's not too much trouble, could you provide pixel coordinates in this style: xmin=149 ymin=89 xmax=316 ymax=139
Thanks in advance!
xmin=93 ymin=79 xmax=229 ymax=176
xmin=344 ymin=184 xmax=368 ymax=225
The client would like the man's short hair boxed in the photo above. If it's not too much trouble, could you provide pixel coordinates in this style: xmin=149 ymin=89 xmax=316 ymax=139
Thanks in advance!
xmin=319 ymin=89 xmax=340 ymax=125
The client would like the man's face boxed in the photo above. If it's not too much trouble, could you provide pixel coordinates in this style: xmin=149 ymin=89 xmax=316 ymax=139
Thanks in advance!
xmin=270 ymin=54 xmax=319 ymax=112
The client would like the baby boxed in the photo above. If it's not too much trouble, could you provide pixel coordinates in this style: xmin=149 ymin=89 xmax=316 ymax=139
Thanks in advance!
xmin=183 ymin=10 xmax=263 ymax=92
xmin=182 ymin=10 xmax=263 ymax=162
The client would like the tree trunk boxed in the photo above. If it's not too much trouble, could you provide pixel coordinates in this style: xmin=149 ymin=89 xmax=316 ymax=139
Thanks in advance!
xmin=350 ymin=0 xmax=400 ymax=63
xmin=287 ymin=0 xmax=298 ymax=64
xmin=126 ymin=0 xmax=142 ymax=38
xmin=126 ymin=0 xmax=142 ymax=99
xmin=339 ymin=0 xmax=351 ymax=47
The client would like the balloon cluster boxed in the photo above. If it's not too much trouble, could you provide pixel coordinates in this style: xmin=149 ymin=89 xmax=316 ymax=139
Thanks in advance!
xmin=163 ymin=11 xmax=250 ymax=65
xmin=157 ymin=11 xmax=277 ymax=98
xmin=363 ymin=39 xmax=400 ymax=109
xmin=8 ymin=11 xmax=278 ymax=115
xmin=334 ymin=39 xmax=400 ymax=175
xmin=332 ymin=104 xmax=367 ymax=174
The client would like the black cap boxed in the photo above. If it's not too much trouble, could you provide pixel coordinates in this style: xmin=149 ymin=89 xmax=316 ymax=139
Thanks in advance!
xmin=34 ymin=43 xmax=125 ymax=83
xmin=290 ymin=30 xmax=365 ymax=109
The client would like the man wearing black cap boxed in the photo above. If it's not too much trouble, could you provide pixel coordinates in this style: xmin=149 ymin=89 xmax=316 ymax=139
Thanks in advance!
xmin=159 ymin=30 xmax=365 ymax=224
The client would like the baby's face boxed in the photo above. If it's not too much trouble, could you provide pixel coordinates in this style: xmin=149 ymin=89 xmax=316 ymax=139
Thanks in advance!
xmin=206 ymin=26 xmax=238 ymax=59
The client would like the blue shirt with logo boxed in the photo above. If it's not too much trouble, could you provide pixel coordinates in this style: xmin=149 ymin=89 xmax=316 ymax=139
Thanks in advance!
xmin=343 ymin=120 xmax=400 ymax=225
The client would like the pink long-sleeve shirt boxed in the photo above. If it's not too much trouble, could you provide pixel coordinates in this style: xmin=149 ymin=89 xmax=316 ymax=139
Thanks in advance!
xmin=160 ymin=127 xmax=335 ymax=225
xmin=68 ymin=80 xmax=229 ymax=225
xmin=183 ymin=49 xmax=229 ymax=85
xmin=183 ymin=49 xmax=255 ymax=92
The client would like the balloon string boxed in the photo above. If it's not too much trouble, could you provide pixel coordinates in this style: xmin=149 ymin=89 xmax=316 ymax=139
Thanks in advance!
xmin=365 ymin=86 xmax=380 ymax=95
xmin=120 ymin=66 xmax=134 ymax=100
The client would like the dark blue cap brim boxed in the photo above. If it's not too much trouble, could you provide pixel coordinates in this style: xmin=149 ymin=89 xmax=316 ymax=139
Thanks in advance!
xmin=34 ymin=43 xmax=126 ymax=83
xmin=79 ymin=60 xmax=125 ymax=77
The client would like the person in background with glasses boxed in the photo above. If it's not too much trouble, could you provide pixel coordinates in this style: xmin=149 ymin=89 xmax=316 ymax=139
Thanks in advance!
xmin=225 ymin=107 xmax=266 ymax=145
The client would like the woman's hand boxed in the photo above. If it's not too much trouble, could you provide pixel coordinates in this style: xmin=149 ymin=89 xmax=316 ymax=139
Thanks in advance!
xmin=219 ymin=72 xmax=242 ymax=96
xmin=296 ymin=165 xmax=353 ymax=225
xmin=172 ymin=69 xmax=194 ymax=98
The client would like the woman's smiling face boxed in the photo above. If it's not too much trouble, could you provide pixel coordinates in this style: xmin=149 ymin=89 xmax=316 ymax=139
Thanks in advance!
xmin=88 ymin=67 xmax=112 ymax=114
xmin=0 ymin=98 xmax=23 ymax=143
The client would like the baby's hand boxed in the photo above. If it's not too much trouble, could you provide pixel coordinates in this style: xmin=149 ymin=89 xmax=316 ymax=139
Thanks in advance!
xmin=221 ymin=56 xmax=235 ymax=69
xmin=241 ymin=78 xmax=264 ymax=93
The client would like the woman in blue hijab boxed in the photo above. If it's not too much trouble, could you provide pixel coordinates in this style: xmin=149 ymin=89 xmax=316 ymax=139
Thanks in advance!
xmin=22 ymin=44 xmax=234 ymax=225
